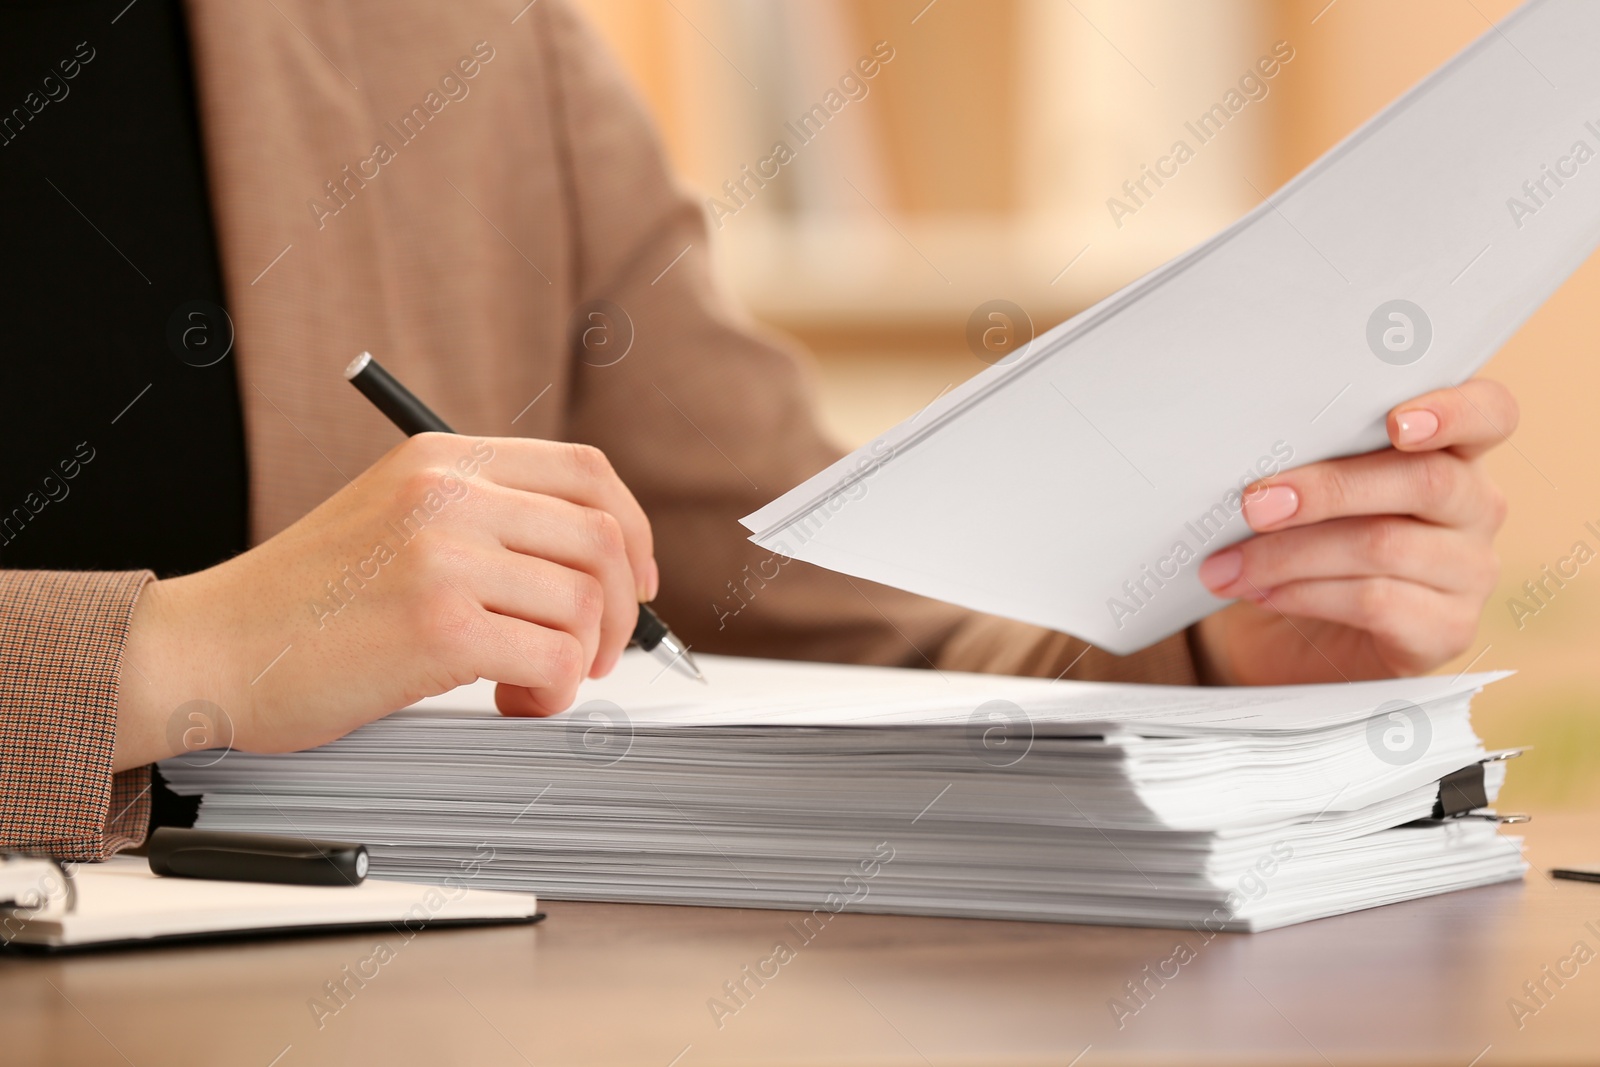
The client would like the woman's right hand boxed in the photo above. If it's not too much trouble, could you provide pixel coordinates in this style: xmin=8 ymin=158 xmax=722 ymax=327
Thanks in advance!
xmin=113 ymin=433 xmax=657 ymax=769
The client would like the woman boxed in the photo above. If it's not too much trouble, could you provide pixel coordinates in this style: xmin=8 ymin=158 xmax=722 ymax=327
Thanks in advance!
xmin=0 ymin=0 xmax=1515 ymax=860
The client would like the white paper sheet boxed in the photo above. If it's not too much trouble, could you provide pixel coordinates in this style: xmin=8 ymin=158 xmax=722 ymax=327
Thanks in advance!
xmin=743 ymin=0 xmax=1600 ymax=652
xmin=401 ymin=650 xmax=1510 ymax=735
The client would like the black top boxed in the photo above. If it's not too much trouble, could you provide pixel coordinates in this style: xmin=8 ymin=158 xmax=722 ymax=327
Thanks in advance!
xmin=0 ymin=0 xmax=248 ymax=578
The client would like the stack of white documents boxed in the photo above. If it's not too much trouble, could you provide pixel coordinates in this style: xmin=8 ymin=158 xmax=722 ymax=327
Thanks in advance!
xmin=163 ymin=654 xmax=1525 ymax=931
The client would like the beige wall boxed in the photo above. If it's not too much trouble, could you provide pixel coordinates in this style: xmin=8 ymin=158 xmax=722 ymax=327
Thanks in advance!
xmin=576 ymin=0 xmax=1600 ymax=810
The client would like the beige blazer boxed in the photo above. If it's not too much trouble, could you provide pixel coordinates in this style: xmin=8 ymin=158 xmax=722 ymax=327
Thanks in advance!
xmin=0 ymin=0 xmax=1195 ymax=861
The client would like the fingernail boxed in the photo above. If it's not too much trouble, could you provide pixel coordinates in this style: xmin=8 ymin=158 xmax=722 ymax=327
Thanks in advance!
xmin=1198 ymin=549 xmax=1243 ymax=592
xmin=1243 ymin=485 xmax=1299 ymax=529
xmin=644 ymin=558 xmax=660 ymax=602
xmin=1395 ymin=409 xmax=1439 ymax=446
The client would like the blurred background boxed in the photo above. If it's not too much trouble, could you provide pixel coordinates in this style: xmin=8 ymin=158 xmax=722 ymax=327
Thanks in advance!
xmin=572 ymin=0 xmax=1599 ymax=812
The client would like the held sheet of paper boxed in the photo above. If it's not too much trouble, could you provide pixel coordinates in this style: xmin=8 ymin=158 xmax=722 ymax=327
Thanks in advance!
xmin=743 ymin=0 xmax=1600 ymax=654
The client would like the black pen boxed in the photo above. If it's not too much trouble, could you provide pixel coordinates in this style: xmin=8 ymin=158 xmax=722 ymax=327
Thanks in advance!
xmin=344 ymin=351 xmax=706 ymax=683
xmin=149 ymin=827 xmax=370 ymax=886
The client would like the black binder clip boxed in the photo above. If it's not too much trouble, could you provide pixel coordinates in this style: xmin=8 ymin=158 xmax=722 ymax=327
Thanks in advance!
xmin=1430 ymin=749 xmax=1529 ymax=824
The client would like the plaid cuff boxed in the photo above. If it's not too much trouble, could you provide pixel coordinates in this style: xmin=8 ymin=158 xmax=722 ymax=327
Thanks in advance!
xmin=0 ymin=570 xmax=155 ymax=860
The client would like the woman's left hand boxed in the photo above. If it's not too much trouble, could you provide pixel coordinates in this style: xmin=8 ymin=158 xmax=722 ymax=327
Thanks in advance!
xmin=1191 ymin=378 xmax=1517 ymax=685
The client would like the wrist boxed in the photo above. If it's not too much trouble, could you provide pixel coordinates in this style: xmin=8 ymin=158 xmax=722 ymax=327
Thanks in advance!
xmin=113 ymin=570 xmax=249 ymax=771
xmin=113 ymin=577 xmax=173 ymax=771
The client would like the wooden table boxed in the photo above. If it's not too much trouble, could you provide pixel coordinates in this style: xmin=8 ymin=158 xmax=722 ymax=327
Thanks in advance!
xmin=4 ymin=811 xmax=1597 ymax=1066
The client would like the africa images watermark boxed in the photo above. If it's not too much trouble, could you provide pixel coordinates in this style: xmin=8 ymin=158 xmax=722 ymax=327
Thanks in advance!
xmin=307 ymin=41 xmax=497 ymax=230
xmin=1504 ymin=117 xmax=1600 ymax=230
xmin=1106 ymin=40 xmax=1295 ymax=229
xmin=568 ymin=299 xmax=634 ymax=368
xmin=704 ymin=842 xmax=896 ymax=1030
xmin=0 ymin=860 xmax=77 ymax=947
xmin=1106 ymin=440 xmax=1294 ymax=631
xmin=713 ymin=438 xmax=896 ymax=630
xmin=1505 ymin=519 xmax=1600 ymax=631
xmin=307 ymin=843 xmax=498 ymax=1030
xmin=966 ymin=299 xmax=1036 ymax=366
xmin=704 ymin=40 xmax=897 ymax=230
xmin=0 ymin=40 xmax=96 ymax=148
xmin=1108 ymin=839 xmax=1295 ymax=1030
xmin=966 ymin=699 xmax=1034 ymax=768
xmin=560 ymin=699 xmax=633 ymax=767
xmin=1505 ymin=919 xmax=1600 ymax=1031
xmin=0 ymin=441 xmax=97 ymax=548
xmin=309 ymin=440 xmax=495 ymax=629
xmin=1105 ymin=287 xmax=1432 ymax=632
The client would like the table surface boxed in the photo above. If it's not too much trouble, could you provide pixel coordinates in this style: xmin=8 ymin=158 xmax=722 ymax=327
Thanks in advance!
xmin=4 ymin=811 xmax=1597 ymax=1067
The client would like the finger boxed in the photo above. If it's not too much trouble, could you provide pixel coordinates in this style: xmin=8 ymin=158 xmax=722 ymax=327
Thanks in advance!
xmin=495 ymin=683 xmax=552 ymax=717
xmin=1386 ymin=378 xmax=1519 ymax=459
xmin=443 ymin=608 xmax=585 ymax=716
xmin=1198 ymin=517 xmax=1493 ymax=599
xmin=462 ymin=549 xmax=605 ymax=679
xmin=407 ymin=434 xmax=657 ymax=601
xmin=472 ymin=437 xmax=657 ymax=601
xmin=496 ymin=675 xmax=578 ymax=718
xmin=485 ymin=622 xmax=585 ymax=717
xmin=1245 ymin=577 xmax=1477 ymax=670
xmin=1241 ymin=450 xmax=1502 ymax=533
xmin=473 ymin=486 xmax=641 ymax=677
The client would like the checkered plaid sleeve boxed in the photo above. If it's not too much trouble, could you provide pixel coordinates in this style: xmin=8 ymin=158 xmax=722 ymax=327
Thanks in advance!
xmin=0 ymin=569 xmax=154 ymax=861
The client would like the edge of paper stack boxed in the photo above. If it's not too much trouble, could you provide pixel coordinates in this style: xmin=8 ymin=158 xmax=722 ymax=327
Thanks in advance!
xmin=163 ymin=653 xmax=1527 ymax=933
